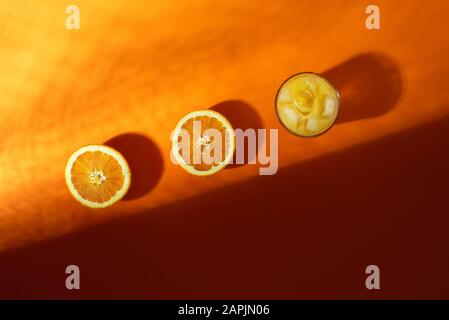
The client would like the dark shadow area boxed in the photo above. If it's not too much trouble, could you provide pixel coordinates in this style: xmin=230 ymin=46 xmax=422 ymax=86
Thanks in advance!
xmin=2 ymin=116 xmax=449 ymax=299
xmin=210 ymin=100 xmax=264 ymax=168
xmin=104 ymin=133 xmax=163 ymax=200
xmin=323 ymin=52 xmax=403 ymax=124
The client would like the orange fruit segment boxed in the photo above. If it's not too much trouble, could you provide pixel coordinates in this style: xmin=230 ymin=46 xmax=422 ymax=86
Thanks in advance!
xmin=65 ymin=145 xmax=131 ymax=208
xmin=172 ymin=110 xmax=235 ymax=176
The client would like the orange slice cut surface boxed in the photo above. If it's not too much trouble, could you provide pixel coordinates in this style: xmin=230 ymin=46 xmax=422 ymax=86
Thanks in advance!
xmin=65 ymin=145 xmax=131 ymax=208
xmin=172 ymin=110 xmax=235 ymax=176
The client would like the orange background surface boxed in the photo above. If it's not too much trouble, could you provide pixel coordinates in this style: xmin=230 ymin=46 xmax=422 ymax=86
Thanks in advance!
xmin=1 ymin=0 xmax=449 ymax=298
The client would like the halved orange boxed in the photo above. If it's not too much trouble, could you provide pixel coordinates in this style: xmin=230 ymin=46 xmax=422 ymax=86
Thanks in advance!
xmin=172 ymin=110 xmax=235 ymax=176
xmin=65 ymin=145 xmax=131 ymax=208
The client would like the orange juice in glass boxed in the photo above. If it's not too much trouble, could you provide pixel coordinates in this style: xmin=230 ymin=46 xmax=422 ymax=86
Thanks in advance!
xmin=276 ymin=73 xmax=340 ymax=137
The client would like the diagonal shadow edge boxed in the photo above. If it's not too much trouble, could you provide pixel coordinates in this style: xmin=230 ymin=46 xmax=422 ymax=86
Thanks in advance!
xmin=1 ymin=114 xmax=449 ymax=257
xmin=1 ymin=113 xmax=449 ymax=298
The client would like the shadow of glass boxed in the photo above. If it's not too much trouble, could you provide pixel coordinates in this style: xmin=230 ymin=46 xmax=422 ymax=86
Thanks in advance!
xmin=322 ymin=52 xmax=403 ymax=124
xmin=105 ymin=133 xmax=163 ymax=201
xmin=210 ymin=100 xmax=264 ymax=169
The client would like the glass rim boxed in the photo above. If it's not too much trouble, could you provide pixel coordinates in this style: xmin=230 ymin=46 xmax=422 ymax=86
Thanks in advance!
xmin=274 ymin=71 xmax=341 ymax=138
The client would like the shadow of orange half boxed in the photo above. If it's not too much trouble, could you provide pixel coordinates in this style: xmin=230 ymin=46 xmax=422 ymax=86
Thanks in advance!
xmin=105 ymin=133 xmax=163 ymax=201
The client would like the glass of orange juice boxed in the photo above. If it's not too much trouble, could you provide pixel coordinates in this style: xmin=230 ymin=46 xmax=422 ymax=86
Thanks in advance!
xmin=275 ymin=72 xmax=340 ymax=137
